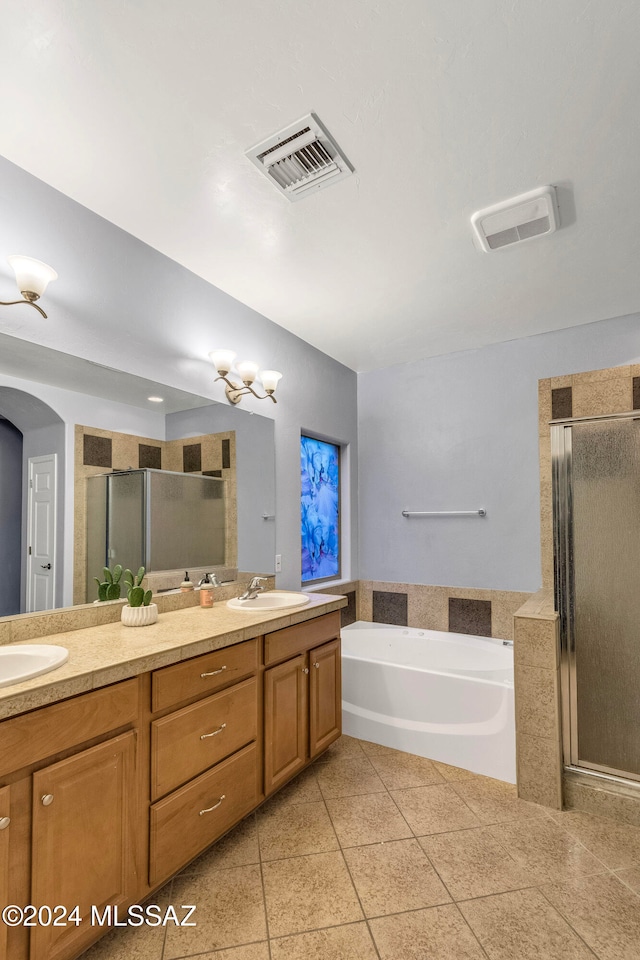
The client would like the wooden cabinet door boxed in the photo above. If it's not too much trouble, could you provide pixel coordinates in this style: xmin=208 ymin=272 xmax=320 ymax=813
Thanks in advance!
xmin=30 ymin=731 xmax=136 ymax=960
xmin=0 ymin=785 xmax=9 ymax=960
xmin=264 ymin=654 xmax=308 ymax=794
xmin=309 ymin=639 xmax=342 ymax=759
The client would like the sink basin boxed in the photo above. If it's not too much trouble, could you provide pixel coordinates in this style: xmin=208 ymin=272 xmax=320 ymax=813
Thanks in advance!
xmin=227 ymin=591 xmax=311 ymax=612
xmin=0 ymin=644 xmax=69 ymax=688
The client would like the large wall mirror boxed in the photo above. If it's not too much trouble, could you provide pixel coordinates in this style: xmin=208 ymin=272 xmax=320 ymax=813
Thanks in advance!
xmin=0 ymin=332 xmax=276 ymax=618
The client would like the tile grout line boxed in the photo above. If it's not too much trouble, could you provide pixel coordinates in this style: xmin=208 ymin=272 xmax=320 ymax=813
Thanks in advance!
xmin=534 ymin=883 xmax=602 ymax=959
xmin=254 ymin=809 xmax=274 ymax=959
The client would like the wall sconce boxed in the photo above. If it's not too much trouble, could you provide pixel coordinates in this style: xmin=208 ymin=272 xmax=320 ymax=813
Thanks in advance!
xmin=210 ymin=350 xmax=282 ymax=404
xmin=0 ymin=256 xmax=58 ymax=318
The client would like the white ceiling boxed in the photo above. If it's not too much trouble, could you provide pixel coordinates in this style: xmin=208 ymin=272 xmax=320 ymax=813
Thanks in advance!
xmin=1 ymin=1 xmax=639 ymax=373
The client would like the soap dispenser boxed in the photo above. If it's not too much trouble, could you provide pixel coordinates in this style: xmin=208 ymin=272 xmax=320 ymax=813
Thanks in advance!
xmin=180 ymin=572 xmax=194 ymax=593
xmin=198 ymin=573 xmax=221 ymax=607
xmin=198 ymin=573 xmax=215 ymax=607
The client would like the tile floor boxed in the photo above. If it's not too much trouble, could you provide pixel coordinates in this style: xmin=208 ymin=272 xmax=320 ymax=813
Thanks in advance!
xmin=81 ymin=736 xmax=640 ymax=960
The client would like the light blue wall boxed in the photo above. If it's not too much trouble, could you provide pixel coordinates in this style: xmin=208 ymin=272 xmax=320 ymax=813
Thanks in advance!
xmin=0 ymin=418 xmax=22 ymax=615
xmin=357 ymin=311 xmax=640 ymax=592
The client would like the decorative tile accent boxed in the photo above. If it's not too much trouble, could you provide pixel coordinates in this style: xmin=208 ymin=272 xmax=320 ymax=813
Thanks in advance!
xmin=138 ymin=443 xmax=162 ymax=469
xmin=571 ymin=377 xmax=632 ymax=418
xmin=633 ymin=376 xmax=640 ymax=410
xmin=448 ymin=598 xmax=491 ymax=637
xmin=183 ymin=442 xmax=202 ymax=472
xmin=222 ymin=438 xmax=231 ymax=469
xmin=551 ymin=386 xmax=573 ymax=420
xmin=373 ymin=591 xmax=408 ymax=626
xmin=83 ymin=434 xmax=112 ymax=468
xmin=340 ymin=591 xmax=356 ymax=627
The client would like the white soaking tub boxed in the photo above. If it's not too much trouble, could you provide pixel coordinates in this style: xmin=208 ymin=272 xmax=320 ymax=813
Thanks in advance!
xmin=341 ymin=621 xmax=515 ymax=783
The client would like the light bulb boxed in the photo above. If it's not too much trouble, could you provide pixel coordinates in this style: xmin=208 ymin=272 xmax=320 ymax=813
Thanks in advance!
xmin=8 ymin=255 xmax=57 ymax=300
xmin=260 ymin=370 xmax=282 ymax=394
xmin=236 ymin=360 xmax=259 ymax=384
xmin=209 ymin=349 xmax=237 ymax=376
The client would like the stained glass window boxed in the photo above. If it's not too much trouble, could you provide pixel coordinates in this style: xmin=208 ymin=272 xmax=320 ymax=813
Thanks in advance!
xmin=301 ymin=435 xmax=340 ymax=583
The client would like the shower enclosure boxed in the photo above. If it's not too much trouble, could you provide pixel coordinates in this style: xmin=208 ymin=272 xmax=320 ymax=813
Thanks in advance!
xmin=86 ymin=469 xmax=225 ymax=601
xmin=553 ymin=412 xmax=640 ymax=784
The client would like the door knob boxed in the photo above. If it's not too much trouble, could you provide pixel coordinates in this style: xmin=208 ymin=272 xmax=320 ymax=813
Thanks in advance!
xmin=40 ymin=563 xmax=52 ymax=570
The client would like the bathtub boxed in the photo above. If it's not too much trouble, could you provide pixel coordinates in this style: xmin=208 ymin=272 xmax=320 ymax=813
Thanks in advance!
xmin=341 ymin=621 xmax=516 ymax=783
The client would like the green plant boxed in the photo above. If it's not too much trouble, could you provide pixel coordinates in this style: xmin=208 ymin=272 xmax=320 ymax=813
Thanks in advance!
xmin=93 ymin=564 xmax=123 ymax=601
xmin=124 ymin=566 xmax=153 ymax=607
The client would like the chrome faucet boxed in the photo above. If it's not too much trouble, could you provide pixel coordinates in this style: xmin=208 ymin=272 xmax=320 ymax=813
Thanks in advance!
xmin=238 ymin=576 xmax=268 ymax=601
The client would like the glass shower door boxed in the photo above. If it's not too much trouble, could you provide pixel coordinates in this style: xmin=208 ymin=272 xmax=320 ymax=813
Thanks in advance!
xmin=556 ymin=416 xmax=640 ymax=780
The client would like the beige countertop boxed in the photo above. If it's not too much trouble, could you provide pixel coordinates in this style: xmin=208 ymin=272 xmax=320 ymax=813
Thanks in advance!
xmin=0 ymin=593 xmax=346 ymax=720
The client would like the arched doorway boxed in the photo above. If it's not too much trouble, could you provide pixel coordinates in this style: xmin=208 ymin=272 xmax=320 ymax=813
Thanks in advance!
xmin=0 ymin=387 xmax=65 ymax=614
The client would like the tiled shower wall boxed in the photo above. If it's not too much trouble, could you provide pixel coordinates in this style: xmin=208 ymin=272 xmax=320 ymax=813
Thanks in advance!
xmin=74 ymin=425 xmax=237 ymax=604
xmin=526 ymin=362 xmax=640 ymax=818
xmin=318 ymin=580 xmax=531 ymax=641
xmin=538 ymin=364 xmax=639 ymax=588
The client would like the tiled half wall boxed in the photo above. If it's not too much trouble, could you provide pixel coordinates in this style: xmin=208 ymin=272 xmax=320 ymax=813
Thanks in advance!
xmin=74 ymin=425 xmax=238 ymax=604
xmin=318 ymin=581 xmax=531 ymax=641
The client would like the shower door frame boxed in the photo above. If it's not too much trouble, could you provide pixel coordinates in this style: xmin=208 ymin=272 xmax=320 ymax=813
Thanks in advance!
xmin=552 ymin=410 xmax=640 ymax=785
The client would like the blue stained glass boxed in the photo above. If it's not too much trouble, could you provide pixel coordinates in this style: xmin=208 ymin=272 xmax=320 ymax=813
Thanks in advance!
xmin=301 ymin=435 xmax=340 ymax=582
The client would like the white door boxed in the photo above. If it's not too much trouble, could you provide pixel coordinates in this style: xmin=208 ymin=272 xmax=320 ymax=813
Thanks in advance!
xmin=27 ymin=454 xmax=57 ymax=612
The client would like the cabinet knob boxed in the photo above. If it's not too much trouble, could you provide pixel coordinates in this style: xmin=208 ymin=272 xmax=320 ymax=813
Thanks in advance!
xmin=0 ymin=816 xmax=10 ymax=830
xmin=313 ymin=662 xmax=320 ymax=669
xmin=302 ymin=667 xmax=309 ymax=674
xmin=41 ymin=794 xmax=54 ymax=806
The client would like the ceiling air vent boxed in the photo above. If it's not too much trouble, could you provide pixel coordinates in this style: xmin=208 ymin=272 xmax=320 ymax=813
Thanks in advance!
xmin=245 ymin=113 xmax=354 ymax=201
xmin=470 ymin=186 xmax=559 ymax=252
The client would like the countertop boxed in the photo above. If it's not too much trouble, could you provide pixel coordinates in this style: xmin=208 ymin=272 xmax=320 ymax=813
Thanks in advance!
xmin=0 ymin=593 xmax=346 ymax=720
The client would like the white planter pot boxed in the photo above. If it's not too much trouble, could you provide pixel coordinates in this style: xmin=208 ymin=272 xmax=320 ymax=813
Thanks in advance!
xmin=121 ymin=603 xmax=158 ymax=627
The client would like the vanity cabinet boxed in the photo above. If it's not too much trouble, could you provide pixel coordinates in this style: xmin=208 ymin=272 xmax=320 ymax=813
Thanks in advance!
xmin=264 ymin=612 xmax=341 ymax=794
xmin=31 ymin=732 xmax=136 ymax=960
xmin=148 ymin=638 xmax=260 ymax=885
xmin=0 ymin=784 xmax=10 ymax=960
xmin=0 ymin=679 xmax=139 ymax=960
xmin=0 ymin=603 xmax=344 ymax=960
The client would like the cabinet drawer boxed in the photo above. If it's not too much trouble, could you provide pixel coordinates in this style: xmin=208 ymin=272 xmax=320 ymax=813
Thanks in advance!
xmin=151 ymin=638 xmax=258 ymax=713
xmin=0 ymin=679 xmax=138 ymax=777
xmin=264 ymin=611 xmax=341 ymax=666
xmin=149 ymin=742 xmax=258 ymax=885
xmin=151 ymin=677 xmax=257 ymax=800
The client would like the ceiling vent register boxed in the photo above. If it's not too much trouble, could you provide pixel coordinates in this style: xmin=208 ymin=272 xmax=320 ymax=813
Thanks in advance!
xmin=471 ymin=186 xmax=560 ymax=251
xmin=246 ymin=113 xmax=354 ymax=201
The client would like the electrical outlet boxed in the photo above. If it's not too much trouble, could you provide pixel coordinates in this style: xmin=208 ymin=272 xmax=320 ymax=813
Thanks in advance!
xmin=275 ymin=554 xmax=282 ymax=573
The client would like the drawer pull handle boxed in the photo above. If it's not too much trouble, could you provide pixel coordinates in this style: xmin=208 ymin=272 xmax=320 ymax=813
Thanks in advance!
xmin=201 ymin=666 xmax=227 ymax=677
xmin=0 ymin=817 xmax=10 ymax=830
xmin=200 ymin=722 xmax=227 ymax=740
xmin=199 ymin=795 xmax=225 ymax=815
xmin=41 ymin=794 xmax=54 ymax=807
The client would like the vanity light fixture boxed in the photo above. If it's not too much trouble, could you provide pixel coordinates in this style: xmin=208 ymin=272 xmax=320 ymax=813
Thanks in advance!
xmin=209 ymin=350 xmax=282 ymax=404
xmin=0 ymin=256 xmax=58 ymax=318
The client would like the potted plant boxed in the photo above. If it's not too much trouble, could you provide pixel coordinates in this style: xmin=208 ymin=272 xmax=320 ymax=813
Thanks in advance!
xmin=93 ymin=564 xmax=124 ymax=603
xmin=121 ymin=566 xmax=158 ymax=626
